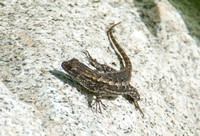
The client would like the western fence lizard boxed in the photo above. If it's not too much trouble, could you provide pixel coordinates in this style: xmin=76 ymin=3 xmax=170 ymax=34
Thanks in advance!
xmin=61 ymin=22 xmax=144 ymax=117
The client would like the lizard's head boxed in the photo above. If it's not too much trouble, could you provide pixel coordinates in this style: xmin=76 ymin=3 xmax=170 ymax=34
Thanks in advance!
xmin=61 ymin=59 xmax=81 ymax=76
xmin=61 ymin=58 xmax=94 ymax=80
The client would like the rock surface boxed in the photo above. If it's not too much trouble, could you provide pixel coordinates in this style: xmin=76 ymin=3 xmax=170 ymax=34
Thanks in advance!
xmin=0 ymin=0 xmax=199 ymax=135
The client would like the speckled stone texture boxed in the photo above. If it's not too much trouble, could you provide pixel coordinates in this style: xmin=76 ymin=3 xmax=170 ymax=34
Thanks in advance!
xmin=0 ymin=0 xmax=199 ymax=135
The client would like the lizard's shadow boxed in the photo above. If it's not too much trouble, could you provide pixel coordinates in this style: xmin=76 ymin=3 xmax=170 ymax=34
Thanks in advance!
xmin=49 ymin=70 xmax=117 ymax=108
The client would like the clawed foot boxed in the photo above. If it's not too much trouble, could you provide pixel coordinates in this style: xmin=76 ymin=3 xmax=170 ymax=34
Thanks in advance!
xmin=91 ymin=96 xmax=107 ymax=113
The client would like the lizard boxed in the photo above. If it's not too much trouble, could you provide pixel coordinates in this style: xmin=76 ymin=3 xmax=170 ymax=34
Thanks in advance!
xmin=61 ymin=22 xmax=144 ymax=117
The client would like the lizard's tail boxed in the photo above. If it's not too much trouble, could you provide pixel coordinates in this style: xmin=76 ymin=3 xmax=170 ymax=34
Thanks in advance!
xmin=107 ymin=22 xmax=132 ymax=76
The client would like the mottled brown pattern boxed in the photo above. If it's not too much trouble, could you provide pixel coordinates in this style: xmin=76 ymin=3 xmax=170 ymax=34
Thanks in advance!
xmin=62 ymin=23 xmax=144 ymax=117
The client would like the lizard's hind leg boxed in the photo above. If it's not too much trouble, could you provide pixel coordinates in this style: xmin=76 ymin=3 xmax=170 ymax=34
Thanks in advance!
xmin=128 ymin=92 xmax=144 ymax=118
xmin=84 ymin=51 xmax=116 ymax=73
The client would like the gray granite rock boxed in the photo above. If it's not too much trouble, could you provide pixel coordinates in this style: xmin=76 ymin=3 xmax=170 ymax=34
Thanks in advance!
xmin=0 ymin=82 xmax=45 ymax=136
xmin=0 ymin=0 xmax=199 ymax=135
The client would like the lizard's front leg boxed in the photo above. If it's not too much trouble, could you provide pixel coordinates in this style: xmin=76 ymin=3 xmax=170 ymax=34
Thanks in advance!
xmin=91 ymin=94 xmax=107 ymax=113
